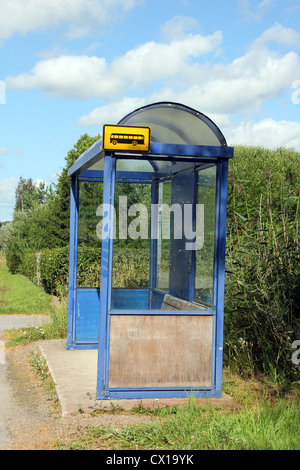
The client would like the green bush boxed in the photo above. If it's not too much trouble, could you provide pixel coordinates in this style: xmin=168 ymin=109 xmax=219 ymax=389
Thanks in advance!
xmin=5 ymin=237 xmax=22 ymax=274
xmin=21 ymin=252 xmax=37 ymax=284
xmin=224 ymin=146 xmax=300 ymax=382
xmin=35 ymin=245 xmax=149 ymax=296
xmin=39 ymin=246 xmax=70 ymax=296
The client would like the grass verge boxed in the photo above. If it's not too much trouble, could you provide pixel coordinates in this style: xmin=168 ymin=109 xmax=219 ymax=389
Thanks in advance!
xmin=3 ymin=297 xmax=68 ymax=346
xmin=56 ymin=386 xmax=300 ymax=450
xmin=0 ymin=255 xmax=68 ymax=346
xmin=0 ymin=255 xmax=54 ymax=315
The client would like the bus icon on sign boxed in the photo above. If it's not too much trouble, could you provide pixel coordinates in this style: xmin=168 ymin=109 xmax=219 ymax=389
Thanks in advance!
xmin=110 ymin=134 xmax=145 ymax=146
xmin=103 ymin=124 xmax=151 ymax=152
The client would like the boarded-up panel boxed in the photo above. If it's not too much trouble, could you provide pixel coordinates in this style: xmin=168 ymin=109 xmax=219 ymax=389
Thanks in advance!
xmin=108 ymin=315 xmax=213 ymax=388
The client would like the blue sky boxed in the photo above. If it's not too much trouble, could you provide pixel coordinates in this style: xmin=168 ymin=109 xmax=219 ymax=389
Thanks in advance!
xmin=1 ymin=0 xmax=300 ymax=221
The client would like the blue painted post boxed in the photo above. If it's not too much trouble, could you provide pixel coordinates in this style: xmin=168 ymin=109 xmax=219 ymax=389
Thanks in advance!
xmin=67 ymin=176 xmax=78 ymax=349
xmin=97 ymin=153 xmax=113 ymax=399
xmin=215 ymin=158 xmax=229 ymax=395
xmin=149 ymin=180 xmax=157 ymax=309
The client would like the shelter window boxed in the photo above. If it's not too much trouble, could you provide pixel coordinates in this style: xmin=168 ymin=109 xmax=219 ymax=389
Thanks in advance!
xmin=194 ymin=165 xmax=216 ymax=308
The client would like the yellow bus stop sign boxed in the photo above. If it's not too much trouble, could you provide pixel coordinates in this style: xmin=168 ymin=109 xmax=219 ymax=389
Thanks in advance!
xmin=103 ymin=125 xmax=151 ymax=152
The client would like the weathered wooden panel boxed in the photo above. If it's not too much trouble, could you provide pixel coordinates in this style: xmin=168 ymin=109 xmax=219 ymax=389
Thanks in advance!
xmin=108 ymin=315 xmax=213 ymax=388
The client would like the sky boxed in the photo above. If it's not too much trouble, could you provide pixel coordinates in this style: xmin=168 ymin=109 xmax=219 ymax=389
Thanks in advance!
xmin=0 ymin=0 xmax=300 ymax=221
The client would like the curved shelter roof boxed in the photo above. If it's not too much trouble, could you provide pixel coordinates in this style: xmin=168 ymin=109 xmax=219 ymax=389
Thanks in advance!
xmin=68 ymin=102 xmax=231 ymax=177
xmin=118 ymin=102 xmax=227 ymax=146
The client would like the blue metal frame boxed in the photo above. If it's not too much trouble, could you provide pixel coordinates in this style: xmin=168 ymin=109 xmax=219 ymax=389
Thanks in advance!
xmin=67 ymin=176 xmax=79 ymax=349
xmin=97 ymin=154 xmax=113 ymax=395
xmin=94 ymin=151 xmax=231 ymax=400
xmin=66 ymin=102 xmax=233 ymax=400
xmin=215 ymin=159 xmax=229 ymax=393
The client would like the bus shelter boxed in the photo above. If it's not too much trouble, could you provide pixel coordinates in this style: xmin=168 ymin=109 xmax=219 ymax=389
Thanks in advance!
xmin=67 ymin=102 xmax=233 ymax=399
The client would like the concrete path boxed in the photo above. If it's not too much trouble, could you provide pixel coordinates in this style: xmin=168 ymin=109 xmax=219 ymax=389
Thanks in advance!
xmin=0 ymin=314 xmax=51 ymax=331
xmin=39 ymin=339 xmax=98 ymax=416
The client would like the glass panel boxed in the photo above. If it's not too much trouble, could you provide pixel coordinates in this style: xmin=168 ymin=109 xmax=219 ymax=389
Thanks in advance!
xmin=155 ymin=180 xmax=171 ymax=291
xmin=111 ymin=169 xmax=151 ymax=309
xmin=194 ymin=166 xmax=216 ymax=308
xmin=77 ymin=180 xmax=103 ymax=287
xmin=87 ymin=158 xmax=104 ymax=172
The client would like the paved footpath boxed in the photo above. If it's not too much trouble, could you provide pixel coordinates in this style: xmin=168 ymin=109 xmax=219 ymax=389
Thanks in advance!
xmin=0 ymin=315 xmax=51 ymax=449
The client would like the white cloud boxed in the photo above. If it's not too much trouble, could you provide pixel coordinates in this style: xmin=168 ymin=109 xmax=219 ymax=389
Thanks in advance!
xmin=11 ymin=149 xmax=23 ymax=156
xmin=6 ymin=55 xmax=126 ymax=99
xmin=112 ymin=32 xmax=222 ymax=86
xmin=7 ymin=22 xmax=299 ymax=110
xmin=253 ymin=23 xmax=300 ymax=47
xmin=76 ymin=24 xmax=300 ymax=125
xmin=226 ymin=118 xmax=300 ymax=149
xmin=239 ymin=0 xmax=277 ymax=22
xmin=5 ymin=30 xmax=223 ymax=98
xmin=4 ymin=19 xmax=300 ymax=154
xmin=0 ymin=0 xmax=142 ymax=41
xmin=33 ymin=178 xmax=46 ymax=188
xmin=0 ymin=147 xmax=23 ymax=156
xmin=161 ymin=15 xmax=199 ymax=40
xmin=0 ymin=177 xmax=18 ymax=221
xmin=78 ymin=97 xmax=147 ymax=126
xmin=77 ymin=91 xmax=230 ymax=130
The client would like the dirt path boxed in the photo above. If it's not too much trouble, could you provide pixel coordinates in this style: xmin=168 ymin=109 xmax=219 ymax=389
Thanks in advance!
xmin=0 ymin=324 xmax=157 ymax=450
xmin=0 ymin=339 xmax=60 ymax=449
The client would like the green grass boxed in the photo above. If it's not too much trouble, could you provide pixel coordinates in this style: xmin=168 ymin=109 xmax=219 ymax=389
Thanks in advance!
xmin=112 ymin=399 xmax=299 ymax=450
xmin=57 ymin=374 xmax=300 ymax=451
xmin=0 ymin=255 xmax=54 ymax=315
xmin=57 ymin=392 xmax=300 ymax=450
xmin=0 ymin=255 xmax=68 ymax=345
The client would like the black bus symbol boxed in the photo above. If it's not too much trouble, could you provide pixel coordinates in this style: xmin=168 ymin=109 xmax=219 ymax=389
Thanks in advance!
xmin=110 ymin=133 xmax=145 ymax=146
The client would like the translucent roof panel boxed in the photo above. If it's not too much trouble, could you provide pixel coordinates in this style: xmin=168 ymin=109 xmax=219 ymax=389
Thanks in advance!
xmin=116 ymin=158 xmax=154 ymax=172
xmin=68 ymin=102 xmax=231 ymax=177
xmin=118 ymin=102 xmax=226 ymax=147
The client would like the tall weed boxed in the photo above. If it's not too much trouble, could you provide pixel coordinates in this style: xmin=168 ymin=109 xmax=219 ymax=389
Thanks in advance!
xmin=224 ymin=146 xmax=300 ymax=382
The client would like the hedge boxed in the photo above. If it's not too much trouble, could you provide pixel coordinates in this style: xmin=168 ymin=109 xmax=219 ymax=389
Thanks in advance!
xmin=21 ymin=245 xmax=150 ymax=297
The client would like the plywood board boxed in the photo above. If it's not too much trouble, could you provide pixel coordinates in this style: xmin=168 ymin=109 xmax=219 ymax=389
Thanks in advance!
xmin=108 ymin=315 xmax=213 ymax=388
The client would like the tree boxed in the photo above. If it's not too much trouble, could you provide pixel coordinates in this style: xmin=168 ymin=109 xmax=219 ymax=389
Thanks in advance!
xmin=14 ymin=177 xmax=51 ymax=214
xmin=55 ymin=133 xmax=101 ymax=244
xmin=4 ymin=133 xmax=101 ymax=272
xmin=15 ymin=177 xmax=35 ymax=212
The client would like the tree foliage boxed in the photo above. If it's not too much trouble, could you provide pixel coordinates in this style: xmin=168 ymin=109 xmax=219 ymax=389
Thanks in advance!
xmin=2 ymin=134 xmax=100 ymax=271
xmin=54 ymin=133 xmax=101 ymax=244
xmin=14 ymin=177 xmax=50 ymax=212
